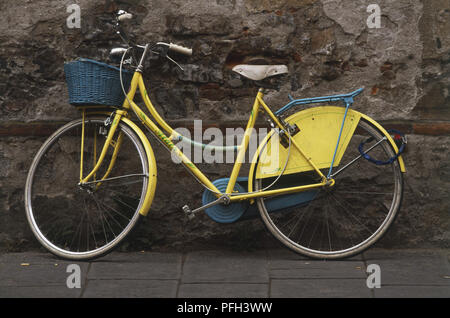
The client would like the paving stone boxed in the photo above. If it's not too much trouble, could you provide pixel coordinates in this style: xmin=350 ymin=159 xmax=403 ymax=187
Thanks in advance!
xmin=362 ymin=249 xmax=450 ymax=286
xmin=0 ymin=252 xmax=70 ymax=264
xmin=268 ymin=249 xmax=365 ymax=279
xmin=267 ymin=248 xmax=363 ymax=262
xmin=88 ymin=252 xmax=182 ymax=280
xmin=269 ymin=260 xmax=367 ymax=279
xmin=181 ymin=250 xmax=269 ymax=283
xmin=0 ymin=285 xmax=82 ymax=298
xmin=270 ymin=279 xmax=372 ymax=298
xmin=0 ymin=253 xmax=86 ymax=297
xmin=266 ymin=248 xmax=309 ymax=261
xmin=82 ymin=279 xmax=178 ymax=298
xmin=373 ymin=285 xmax=450 ymax=298
xmin=0 ymin=261 xmax=89 ymax=287
xmin=178 ymin=283 xmax=268 ymax=298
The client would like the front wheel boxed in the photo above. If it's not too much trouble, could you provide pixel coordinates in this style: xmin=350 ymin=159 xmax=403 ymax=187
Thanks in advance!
xmin=25 ymin=117 xmax=150 ymax=260
xmin=255 ymin=119 xmax=404 ymax=259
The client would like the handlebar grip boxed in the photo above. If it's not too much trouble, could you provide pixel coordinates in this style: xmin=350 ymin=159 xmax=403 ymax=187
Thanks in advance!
xmin=118 ymin=13 xmax=133 ymax=21
xmin=169 ymin=43 xmax=193 ymax=56
xmin=110 ymin=48 xmax=128 ymax=57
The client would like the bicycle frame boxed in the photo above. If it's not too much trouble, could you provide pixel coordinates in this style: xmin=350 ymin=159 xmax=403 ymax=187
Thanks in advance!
xmin=78 ymin=70 xmax=331 ymax=203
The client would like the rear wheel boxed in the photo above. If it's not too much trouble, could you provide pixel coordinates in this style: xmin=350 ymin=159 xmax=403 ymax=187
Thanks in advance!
xmin=25 ymin=117 xmax=150 ymax=260
xmin=255 ymin=119 xmax=403 ymax=259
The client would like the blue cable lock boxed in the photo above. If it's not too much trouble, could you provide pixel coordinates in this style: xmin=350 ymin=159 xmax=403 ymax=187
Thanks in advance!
xmin=358 ymin=129 xmax=407 ymax=165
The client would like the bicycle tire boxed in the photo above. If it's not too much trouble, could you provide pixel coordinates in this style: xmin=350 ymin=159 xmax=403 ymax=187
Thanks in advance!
xmin=24 ymin=116 xmax=150 ymax=261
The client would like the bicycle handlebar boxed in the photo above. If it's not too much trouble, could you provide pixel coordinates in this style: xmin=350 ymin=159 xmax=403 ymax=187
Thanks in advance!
xmin=168 ymin=43 xmax=193 ymax=56
xmin=112 ymin=10 xmax=193 ymax=70
xmin=155 ymin=42 xmax=193 ymax=56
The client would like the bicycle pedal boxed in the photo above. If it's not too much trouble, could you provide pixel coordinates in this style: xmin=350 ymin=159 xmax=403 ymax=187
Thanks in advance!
xmin=99 ymin=126 xmax=109 ymax=136
xmin=182 ymin=205 xmax=195 ymax=220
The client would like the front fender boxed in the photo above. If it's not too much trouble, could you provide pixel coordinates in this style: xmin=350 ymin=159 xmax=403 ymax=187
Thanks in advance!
xmin=119 ymin=117 xmax=158 ymax=217
xmin=84 ymin=112 xmax=157 ymax=216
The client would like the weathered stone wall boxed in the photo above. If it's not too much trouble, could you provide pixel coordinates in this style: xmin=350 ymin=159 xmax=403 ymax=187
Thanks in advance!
xmin=0 ymin=0 xmax=449 ymax=252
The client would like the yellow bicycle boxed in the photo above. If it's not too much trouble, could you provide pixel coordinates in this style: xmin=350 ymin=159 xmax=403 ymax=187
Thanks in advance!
xmin=24 ymin=11 xmax=406 ymax=260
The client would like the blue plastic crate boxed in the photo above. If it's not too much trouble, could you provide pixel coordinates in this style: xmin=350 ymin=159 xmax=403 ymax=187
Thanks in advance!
xmin=64 ymin=58 xmax=133 ymax=107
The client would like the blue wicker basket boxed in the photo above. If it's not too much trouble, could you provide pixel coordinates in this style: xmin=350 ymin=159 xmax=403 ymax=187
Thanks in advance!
xmin=64 ymin=58 xmax=133 ymax=107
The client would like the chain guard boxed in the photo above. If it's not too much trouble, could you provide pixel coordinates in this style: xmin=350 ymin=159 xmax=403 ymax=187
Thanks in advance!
xmin=201 ymin=178 xmax=248 ymax=224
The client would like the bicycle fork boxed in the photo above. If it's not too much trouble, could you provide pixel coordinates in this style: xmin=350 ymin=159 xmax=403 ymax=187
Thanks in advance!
xmin=78 ymin=110 xmax=127 ymax=190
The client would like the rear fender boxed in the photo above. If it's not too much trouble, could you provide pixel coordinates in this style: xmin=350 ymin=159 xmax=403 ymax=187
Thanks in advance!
xmin=248 ymin=106 xmax=406 ymax=194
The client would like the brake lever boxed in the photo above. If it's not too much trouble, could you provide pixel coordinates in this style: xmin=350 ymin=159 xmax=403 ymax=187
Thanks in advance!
xmin=155 ymin=45 xmax=184 ymax=71
xmin=166 ymin=55 xmax=184 ymax=71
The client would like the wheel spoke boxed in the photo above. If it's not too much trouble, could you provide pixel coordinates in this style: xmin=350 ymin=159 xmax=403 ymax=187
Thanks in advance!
xmin=329 ymin=192 xmax=373 ymax=235
xmin=91 ymin=195 xmax=118 ymax=238
xmin=324 ymin=196 xmax=332 ymax=252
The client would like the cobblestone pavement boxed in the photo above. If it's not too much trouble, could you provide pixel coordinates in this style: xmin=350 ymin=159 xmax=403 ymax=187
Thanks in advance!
xmin=0 ymin=248 xmax=448 ymax=298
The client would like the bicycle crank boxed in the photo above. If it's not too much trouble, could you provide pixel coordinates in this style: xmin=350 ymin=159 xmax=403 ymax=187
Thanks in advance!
xmin=182 ymin=194 xmax=230 ymax=220
xmin=200 ymin=178 xmax=249 ymax=223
